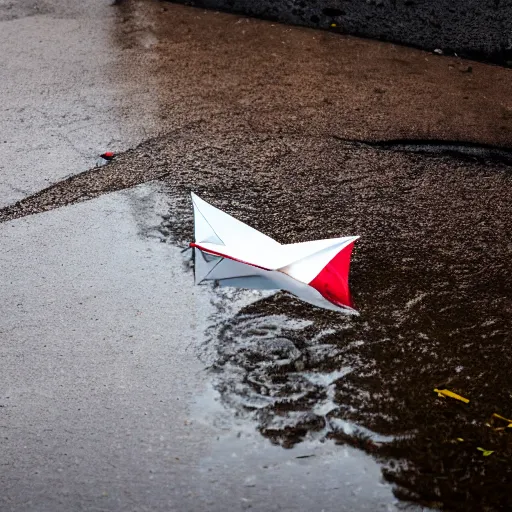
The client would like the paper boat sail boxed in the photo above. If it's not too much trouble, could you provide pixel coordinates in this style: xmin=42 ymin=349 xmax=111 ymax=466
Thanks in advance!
xmin=190 ymin=192 xmax=359 ymax=313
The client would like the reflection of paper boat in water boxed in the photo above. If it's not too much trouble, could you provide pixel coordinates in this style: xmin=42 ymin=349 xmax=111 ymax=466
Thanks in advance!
xmin=190 ymin=193 xmax=360 ymax=313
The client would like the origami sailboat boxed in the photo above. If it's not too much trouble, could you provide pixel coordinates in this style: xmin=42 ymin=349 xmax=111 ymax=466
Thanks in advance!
xmin=190 ymin=193 xmax=359 ymax=313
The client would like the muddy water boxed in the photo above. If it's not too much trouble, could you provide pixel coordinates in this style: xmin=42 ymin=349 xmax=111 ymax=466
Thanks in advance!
xmin=4 ymin=127 xmax=508 ymax=510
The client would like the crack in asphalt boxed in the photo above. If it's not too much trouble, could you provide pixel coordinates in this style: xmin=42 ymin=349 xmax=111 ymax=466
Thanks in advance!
xmin=363 ymin=138 xmax=512 ymax=165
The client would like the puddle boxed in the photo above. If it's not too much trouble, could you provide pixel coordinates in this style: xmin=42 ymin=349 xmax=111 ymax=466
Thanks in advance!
xmin=125 ymin=183 xmax=393 ymax=446
xmin=125 ymin=179 xmax=512 ymax=511
xmin=4 ymin=178 xmax=507 ymax=511
xmin=119 ymin=182 xmax=410 ymax=510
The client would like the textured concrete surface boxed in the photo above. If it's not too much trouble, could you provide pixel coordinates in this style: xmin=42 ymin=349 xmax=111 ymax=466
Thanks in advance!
xmin=0 ymin=183 xmax=403 ymax=512
xmin=169 ymin=0 xmax=512 ymax=65
xmin=1 ymin=0 xmax=512 ymax=209
xmin=0 ymin=0 xmax=155 ymax=207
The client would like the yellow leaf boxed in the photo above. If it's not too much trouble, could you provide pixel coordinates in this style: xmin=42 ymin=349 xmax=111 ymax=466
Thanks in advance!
xmin=492 ymin=413 xmax=512 ymax=424
xmin=477 ymin=447 xmax=494 ymax=456
xmin=433 ymin=388 xmax=469 ymax=404
xmin=456 ymin=438 xmax=464 ymax=442
xmin=330 ymin=23 xmax=337 ymax=27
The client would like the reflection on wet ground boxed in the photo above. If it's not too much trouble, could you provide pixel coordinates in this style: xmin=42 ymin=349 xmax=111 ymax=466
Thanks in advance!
xmin=142 ymin=175 xmax=511 ymax=511
xmin=201 ymin=288 xmax=383 ymax=446
xmin=121 ymin=183 xmax=407 ymax=511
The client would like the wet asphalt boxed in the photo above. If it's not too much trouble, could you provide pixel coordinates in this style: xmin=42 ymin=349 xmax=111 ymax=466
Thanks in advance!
xmin=1 ymin=1 xmax=512 ymax=511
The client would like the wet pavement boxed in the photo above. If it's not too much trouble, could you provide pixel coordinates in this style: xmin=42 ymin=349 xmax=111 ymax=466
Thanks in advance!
xmin=2 ymin=0 xmax=512 ymax=209
xmin=2 ymin=130 xmax=511 ymax=510
xmin=0 ymin=183 xmax=404 ymax=511
xmin=1 ymin=0 xmax=512 ymax=511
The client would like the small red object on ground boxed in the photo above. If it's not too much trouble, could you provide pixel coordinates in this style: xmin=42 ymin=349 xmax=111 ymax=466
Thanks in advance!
xmin=100 ymin=151 xmax=115 ymax=160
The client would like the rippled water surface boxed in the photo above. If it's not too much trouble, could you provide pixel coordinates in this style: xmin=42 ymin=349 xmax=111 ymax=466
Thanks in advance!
xmin=130 ymin=177 xmax=512 ymax=511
